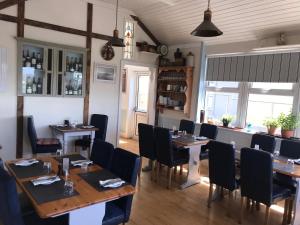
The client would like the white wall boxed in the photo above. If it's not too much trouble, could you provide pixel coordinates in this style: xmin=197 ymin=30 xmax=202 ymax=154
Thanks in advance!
xmin=0 ymin=0 xmax=156 ymax=161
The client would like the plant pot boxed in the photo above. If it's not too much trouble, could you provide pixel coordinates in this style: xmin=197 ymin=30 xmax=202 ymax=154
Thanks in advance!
xmin=223 ymin=121 xmax=229 ymax=127
xmin=281 ymin=130 xmax=294 ymax=139
xmin=267 ymin=126 xmax=277 ymax=135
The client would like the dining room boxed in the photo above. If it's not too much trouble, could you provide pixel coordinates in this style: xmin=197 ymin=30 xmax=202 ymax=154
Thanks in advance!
xmin=2 ymin=0 xmax=300 ymax=225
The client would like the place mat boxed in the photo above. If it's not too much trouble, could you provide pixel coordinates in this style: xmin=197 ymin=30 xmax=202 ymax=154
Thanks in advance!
xmin=78 ymin=169 xmax=127 ymax=192
xmin=9 ymin=161 xmax=50 ymax=179
xmin=54 ymin=154 xmax=87 ymax=168
xmin=23 ymin=179 xmax=79 ymax=204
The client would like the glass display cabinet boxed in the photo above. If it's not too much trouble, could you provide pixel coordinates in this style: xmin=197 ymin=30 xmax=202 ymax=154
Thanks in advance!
xmin=17 ymin=38 xmax=86 ymax=97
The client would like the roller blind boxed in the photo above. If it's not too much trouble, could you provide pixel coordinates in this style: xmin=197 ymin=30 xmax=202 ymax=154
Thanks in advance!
xmin=206 ymin=52 xmax=300 ymax=82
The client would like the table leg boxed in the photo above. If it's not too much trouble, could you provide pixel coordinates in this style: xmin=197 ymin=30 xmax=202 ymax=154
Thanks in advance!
xmin=89 ymin=131 xmax=95 ymax=158
xmin=63 ymin=134 xmax=67 ymax=155
xmin=180 ymin=144 xmax=202 ymax=189
xmin=292 ymin=178 xmax=300 ymax=225
xmin=69 ymin=202 xmax=105 ymax=225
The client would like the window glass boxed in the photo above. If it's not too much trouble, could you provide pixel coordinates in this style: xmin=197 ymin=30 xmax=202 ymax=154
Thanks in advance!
xmin=251 ymin=82 xmax=293 ymax=90
xmin=136 ymin=75 xmax=150 ymax=112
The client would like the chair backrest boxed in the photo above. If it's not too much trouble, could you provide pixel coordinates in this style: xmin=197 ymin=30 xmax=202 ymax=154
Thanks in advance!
xmin=154 ymin=127 xmax=173 ymax=167
xmin=27 ymin=116 xmax=38 ymax=154
xmin=0 ymin=167 xmax=25 ymax=225
xmin=240 ymin=147 xmax=273 ymax=206
xmin=280 ymin=139 xmax=300 ymax=159
xmin=199 ymin=123 xmax=218 ymax=140
xmin=179 ymin=119 xmax=195 ymax=134
xmin=250 ymin=134 xmax=276 ymax=153
xmin=110 ymin=148 xmax=140 ymax=223
xmin=138 ymin=123 xmax=156 ymax=160
xmin=90 ymin=140 xmax=114 ymax=169
xmin=90 ymin=114 xmax=108 ymax=141
xmin=208 ymin=141 xmax=236 ymax=191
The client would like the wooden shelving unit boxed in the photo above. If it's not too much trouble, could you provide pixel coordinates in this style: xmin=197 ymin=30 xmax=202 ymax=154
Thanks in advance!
xmin=156 ymin=66 xmax=193 ymax=116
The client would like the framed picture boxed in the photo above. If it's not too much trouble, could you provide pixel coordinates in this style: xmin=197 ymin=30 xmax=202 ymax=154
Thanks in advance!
xmin=94 ymin=63 xmax=117 ymax=83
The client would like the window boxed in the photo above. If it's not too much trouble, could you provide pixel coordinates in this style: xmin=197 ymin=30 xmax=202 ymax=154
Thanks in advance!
xmin=123 ymin=21 xmax=134 ymax=59
xmin=136 ymin=75 xmax=150 ymax=112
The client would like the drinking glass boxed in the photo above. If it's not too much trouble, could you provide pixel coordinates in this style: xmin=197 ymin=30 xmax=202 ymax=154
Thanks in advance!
xmin=63 ymin=158 xmax=69 ymax=172
xmin=81 ymin=162 xmax=89 ymax=174
xmin=287 ymin=159 xmax=295 ymax=169
xmin=254 ymin=144 xmax=260 ymax=150
xmin=64 ymin=180 xmax=74 ymax=195
xmin=172 ymin=126 xmax=177 ymax=132
xmin=43 ymin=161 xmax=51 ymax=174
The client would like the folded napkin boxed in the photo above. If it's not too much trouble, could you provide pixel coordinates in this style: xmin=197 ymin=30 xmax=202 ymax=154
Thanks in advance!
xmin=31 ymin=176 xmax=60 ymax=186
xmin=15 ymin=159 xmax=39 ymax=166
xmin=99 ymin=178 xmax=125 ymax=188
xmin=196 ymin=136 xmax=208 ymax=140
xmin=70 ymin=160 xmax=93 ymax=167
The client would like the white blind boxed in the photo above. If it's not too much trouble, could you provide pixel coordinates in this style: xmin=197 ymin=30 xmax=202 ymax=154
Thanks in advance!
xmin=206 ymin=52 xmax=300 ymax=82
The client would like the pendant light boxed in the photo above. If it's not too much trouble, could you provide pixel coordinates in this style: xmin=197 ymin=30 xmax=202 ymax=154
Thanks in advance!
xmin=110 ymin=0 xmax=125 ymax=47
xmin=191 ymin=0 xmax=223 ymax=37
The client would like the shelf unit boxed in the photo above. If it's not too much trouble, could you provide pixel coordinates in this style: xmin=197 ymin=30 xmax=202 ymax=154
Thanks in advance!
xmin=156 ymin=66 xmax=193 ymax=116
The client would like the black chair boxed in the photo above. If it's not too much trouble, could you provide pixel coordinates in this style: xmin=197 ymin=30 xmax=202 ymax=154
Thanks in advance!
xmin=179 ymin=119 xmax=195 ymax=134
xmin=27 ymin=116 xmax=61 ymax=155
xmin=207 ymin=141 xmax=238 ymax=213
xmin=90 ymin=140 xmax=114 ymax=170
xmin=239 ymin=148 xmax=292 ymax=225
xmin=154 ymin=127 xmax=189 ymax=189
xmin=102 ymin=148 xmax=140 ymax=225
xmin=0 ymin=167 xmax=68 ymax=225
xmin=250 ymin=133 xmax=276 ymax=153
xmin=75 ymin=114 xmax=108 ymax=154
xmin=199 ymin=123 xmax=218 ymax=160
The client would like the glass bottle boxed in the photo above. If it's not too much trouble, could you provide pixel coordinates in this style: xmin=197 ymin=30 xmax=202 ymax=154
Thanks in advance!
xmin=37 ymin=78 xmax=42 ymax=94
xmin=66 ymin=56 xmax=70 ymax=72
xmin=31 ymin=52 xmax=37 ymax=68
xmin=36 ymin=52 xmax=42 ymax=70
xmin=25 ymin=50 xmax=31 ymax=67
xmin=32 ymin=77 xmax=37 ymax=94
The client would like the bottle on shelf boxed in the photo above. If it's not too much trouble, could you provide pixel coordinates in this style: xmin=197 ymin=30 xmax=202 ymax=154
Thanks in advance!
xmin=78 ymin=58 xmax=83 ymax=72
xmin=31 ymin=52 xmax=37 ymax=68
xmin=25 ymin=50 xmax=31 ymax=67
xmin=26 ymin=77 xmax=32 ymax=94
xmin=75 ymin=58 xmax=79 ymax=72
xmin=36 ymin=52 xmax=43 ymax=70
xmin=66 ymin=56 xmax=70 ymax=72
xmin=70 ymin=57 xmax=75 ymax=72
xmin=22 ymin=50 xmax=26 ymax=67
xmin=68 ymin=80 xmax=73 ymax=95
xmin=37 ymin=78 xmax=42 ymax=94
xmin=78 ymin=84 xmax=82 ymax=95
xmin=32 ymin=77 xmax=37 ymax=94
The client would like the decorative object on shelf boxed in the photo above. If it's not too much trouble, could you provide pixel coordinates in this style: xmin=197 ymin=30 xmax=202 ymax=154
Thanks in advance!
xmin=159 ymin=57 xmax=170 ymax=66
xmin=221 ymin=114 xmax=234 ymax=127
xmin=278 ymin=112 xmax=300 ymax=138
xmin=173 ymin=48 xmax=185 ymax=66
xmin=263 ymin=118 xmax=278 ymax=135
xmin=191 ymin=0 xmax=223 ymax=37
xmin=157 ymin=44 xmax=168 ymax=56
xmin=94 ymin=63 xmax=117 ymax=83
xmin=186 ymin=52 xmax=194 ymax=67
xmin=101 ymin=42 xmax=115 ymax=61
xmin=109 ymin=0 xmax=125 ymax=47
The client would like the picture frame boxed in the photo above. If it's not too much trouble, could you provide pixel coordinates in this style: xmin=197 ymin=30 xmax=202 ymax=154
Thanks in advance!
xmin=94 ymin=63 xmax=117 ymax=83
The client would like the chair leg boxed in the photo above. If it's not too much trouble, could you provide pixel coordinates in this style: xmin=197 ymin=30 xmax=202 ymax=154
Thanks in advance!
xmin=207 ymin=183 xmax=213 ymax=208
xmin=227 ymin=191 xmax=233 ymax=217
xmin=180 ymin=165 xmax=183 ymax=175
xmin=167 ymin=167 xmax=173 ymax=189
xmin=239 ymin=196 xmax=244 ymax=224
xmin=138 ymin=157 xmax=143 ymax=178
xmin=287 ymin=197 xmax=294 ymax=225
xmin=156 ymin=162 xmax=160 ymax=183
xmin=282 ymin=199 xmax=289 ymax=225
xmin=264 ymin=206 xmax=270 ymax=225
xmin=151 ymin=160 xmax=156 ymax=181
xmin=246 ymin=198 xmax=250 ymax=210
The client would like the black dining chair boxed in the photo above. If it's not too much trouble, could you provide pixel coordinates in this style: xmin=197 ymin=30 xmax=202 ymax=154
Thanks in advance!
xmin=199 ymin=123 xmax=218 ymax=160
xmin=0 ymin=167 xmax=68 ymax=225
xmin=102 ymin=148 xmax=140 ymax=225
xmin=90 ymin=140 xmax=114 ymax=170
xmin=207 ymin=141 xmax=238 ymax=214
xmin=138 ymin=123 xmax=156 ymax=180
xmin=27 ymin=116 xmax=61 ymax=155
xmin=154 ymin=127 xmax=189 ymax=189
xmin=74 ymin=114 xmax=108 ymax=153
xmin=179 ymin=119 xmax=195 ymax=134
xmin=250 ymin=133 xmax=276 ymax=154
xmin=239 ymin=147 xmax=292 ymax=225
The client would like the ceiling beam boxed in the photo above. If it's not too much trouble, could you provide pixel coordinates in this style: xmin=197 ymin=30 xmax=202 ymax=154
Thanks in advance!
xmin=131 ymin=15 xmax=161 ymax=46
xmin=0 ymin=0 xmax=26 ymax=11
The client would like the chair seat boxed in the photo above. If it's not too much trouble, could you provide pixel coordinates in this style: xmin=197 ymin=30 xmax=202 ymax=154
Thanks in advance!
xmin=102 ymin=202 xmax=125 ymax=225
xmin=272 ymin=183 xmax=291 ymax=203
xmin=37 ymin=138 xmax=60 ymax=146
xmin=273 ymin=173 xmax=297 ymax=193
xmin=23 ymin=212 xmax=68 ymax=225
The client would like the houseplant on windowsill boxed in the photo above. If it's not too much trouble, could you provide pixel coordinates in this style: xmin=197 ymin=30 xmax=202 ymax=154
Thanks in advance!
xmin=263 ymin=118 xmax=279 ymax=135
xmin=221 ymin=115 xmax=234 ymax=127
xmin=278 ymin=112 xmax=300 ymax=138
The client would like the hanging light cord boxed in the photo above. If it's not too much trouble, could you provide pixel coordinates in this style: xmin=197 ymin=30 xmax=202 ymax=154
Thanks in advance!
xmin=115 ymin=0 xmax=119 ymax=29
xmin=207 ymin=0 xmax=210 ymax=9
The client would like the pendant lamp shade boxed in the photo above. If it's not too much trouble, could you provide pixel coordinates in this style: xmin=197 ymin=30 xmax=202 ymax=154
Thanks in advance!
xmin=191 ymin=1 xmax=223 ymax=37
xmin=110 ymin=0 xmax=125 ymax=47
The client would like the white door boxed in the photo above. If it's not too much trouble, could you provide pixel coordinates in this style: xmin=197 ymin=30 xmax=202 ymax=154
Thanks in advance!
xmin=134 ymin=74 xmax=150 ymax=138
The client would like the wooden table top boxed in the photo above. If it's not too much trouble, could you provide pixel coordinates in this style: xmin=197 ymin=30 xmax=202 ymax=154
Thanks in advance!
xmin=5 ymin=155 xmax=135 ymax=219
xmin=173 ymin=135 xmax=210 ymax=147
xmin=49 ymin=125 xmax=99 ymax=133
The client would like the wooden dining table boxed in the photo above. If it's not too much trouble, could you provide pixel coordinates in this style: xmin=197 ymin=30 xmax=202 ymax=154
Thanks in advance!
xmin=5 ymin=154 xmax=135 ymax=225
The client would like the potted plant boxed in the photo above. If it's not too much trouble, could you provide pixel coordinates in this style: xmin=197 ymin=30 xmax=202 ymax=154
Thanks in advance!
xmin=221 ymin=115 xmax=234 ymax=127
xmin=263 ymin=118 xmax=279 ymax=135
xmin=278 ymin=112 xmax=300 ymax=138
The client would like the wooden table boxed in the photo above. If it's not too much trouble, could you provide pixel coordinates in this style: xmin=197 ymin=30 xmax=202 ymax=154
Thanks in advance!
xmin=6 ymin=155 xmax=135 ymax=225
xmin=173 ymin=135 xmax=209 ymax=189
xmin=50 ymin=125 xmax=99 ymax=155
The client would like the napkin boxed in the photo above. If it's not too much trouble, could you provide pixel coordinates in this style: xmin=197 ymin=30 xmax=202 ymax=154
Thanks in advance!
xmin=15 ymin=159 xmax=39 ymax=166
xmin=294 ymin=159 xmax=300 ymax=165
xmin=196 ymin=136 xmax=208 ymax=141
xmin=70 ymin=160 xmax=93 ymax=167
xmin=99 ymin=178 xmax=125 ymax=188
xmin=31 ymin=176 xmax=60 ymax=186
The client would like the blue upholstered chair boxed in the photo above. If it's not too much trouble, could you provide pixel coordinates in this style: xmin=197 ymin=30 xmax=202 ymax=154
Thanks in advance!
xmin=207 ymin=141 xmax=238 ymax=211
xmin=27 ymin=116 xmax=61 ymax=155
xmin=179 ymin=119 xmax=195 ymax=134
xmin=0 ymin=167 xmax=68 ymax=225
xmin=90 ymin=140 xmax=114 ymax=170
xmin=250 ymin=133 xmax=276 ymax=153
xmin=154 ymin=127 xmax=189 ymax=189
xmin=102 ymin=148 xmax=140 ymax=225
xmin=138 ymin=123 xmax=156 ymax=179
xmin=199 ymin=123 xmax=218 ymax=160
xmin=239 ymin=148 xmax=291 ymax=225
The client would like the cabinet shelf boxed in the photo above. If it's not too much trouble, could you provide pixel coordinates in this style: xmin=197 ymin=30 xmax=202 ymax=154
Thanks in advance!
xmin=158 ymin=90 xmax=186 ymax=94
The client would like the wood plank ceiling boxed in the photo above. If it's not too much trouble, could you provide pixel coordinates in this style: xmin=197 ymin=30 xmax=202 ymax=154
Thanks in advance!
xmin=99 ymin=0 xmax=300 ymax=46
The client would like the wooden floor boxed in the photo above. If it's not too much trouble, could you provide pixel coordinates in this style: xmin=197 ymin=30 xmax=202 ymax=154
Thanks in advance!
xmin=119 ymin=138 xmax=286 ymax=225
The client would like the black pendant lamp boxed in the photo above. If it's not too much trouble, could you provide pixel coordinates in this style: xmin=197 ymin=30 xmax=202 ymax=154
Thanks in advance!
xmin=110 ymin=0 xmax=125 ymax=47
xmin=191 ymin=0 xmax=223 ymax=37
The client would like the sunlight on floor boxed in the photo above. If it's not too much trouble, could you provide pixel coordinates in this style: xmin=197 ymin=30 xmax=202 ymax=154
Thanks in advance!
xmin=119 ymin=139 xmax=128 ymax=144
